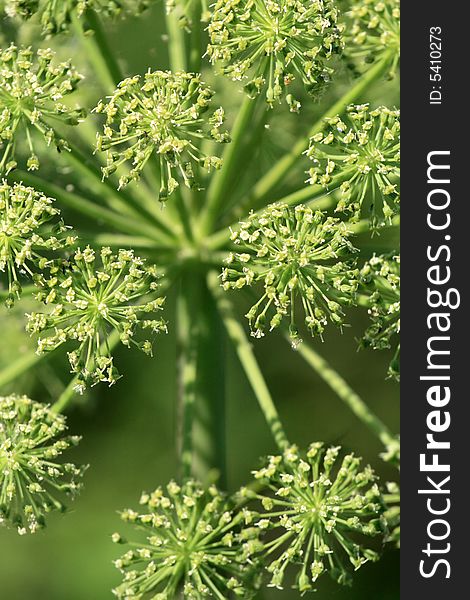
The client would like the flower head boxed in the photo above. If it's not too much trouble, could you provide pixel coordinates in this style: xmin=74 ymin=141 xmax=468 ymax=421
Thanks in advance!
xmin=112 ymin=479 xmax=262 ymax=599
xmin=3 ymin=0 xmax=157 ymax=36
xmin=344 ymin=0 xmax=400 ymax=78
xmin=207 ymin=0 xmax=343 ymax=111
xmin=95 ymin=71 xmax=230 ymax=200
xmin=0 ymin=394 xmax=84 ymax=534
xmin=359 ymin=253 xmax=400 ymax=380
xmin=0 ymin=45 xmax=85 ymax=174
xmin=306 ymin=104 xmax=400 ymax=228
xmin=0 ymin=181 xmax=75 ymax=305
xmin=250 ymin=443 xmax=385 ymax=590
xmin=26 ymin=247 xmax=167 ymax=392
xmin=222 ymin=203 xmax=359 ymax=342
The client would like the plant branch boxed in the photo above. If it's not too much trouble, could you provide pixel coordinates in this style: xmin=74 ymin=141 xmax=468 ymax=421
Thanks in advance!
xmin=292 ymin=337 xmax=396 ymax=448
xmin=165 ymin=10 xmax=187 ymax=71
xmin=208 ymin=273 xmax=289 ymax=452
xmin=241 ymin=52 xmax=395 ymax=214
xmin=199 ymin=95 xmax=258 ymax=236
xmin=0 ymin=350 xmax=49 ymax=391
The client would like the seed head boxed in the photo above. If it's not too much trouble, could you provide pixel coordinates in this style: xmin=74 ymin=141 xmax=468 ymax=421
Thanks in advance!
xmin=2 ymin=1 xmax=157 ymax=36
xmin=222 ymin=204 xmax=359 ymax=342
xmin=360 ymin=253 xmax=400 ymax=380
xmin=95 ymin=71 xmax=230 ymax=200
xmin=113 ymin=479 xmax=262 ymax=599
xmin=207 ymin=0 xmax=343 ymax=111
xmin=306 ymin=104 xmax=400 ymax=228
xmin=0 ymin=181 xmax=76 ymax=305
xmin=251 ymin=443 xmax=385 ymax=590
xmin=344 ymin=0 xmax=400 ymax=78
xmin=26 ymin=247 xmax=167 ymax=392
xmin=0 ymin=45 xmax=85 ymax=174
xmin=0 ymin=394 xmax=84 ymax=534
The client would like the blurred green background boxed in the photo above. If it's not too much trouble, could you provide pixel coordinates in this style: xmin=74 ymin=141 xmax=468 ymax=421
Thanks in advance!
xmin=0 ymin=3 xmax=399 ymax=598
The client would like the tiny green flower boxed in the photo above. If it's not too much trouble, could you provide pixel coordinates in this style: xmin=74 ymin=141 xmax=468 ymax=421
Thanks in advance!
xmin=0 ymin=394 xmax=84 ymax=534
xmin=384 ymin=481 xmax=400 ymax=548
xmin=166 ymin=0 xmax=211 ymax=28
xmin=222 ymin=203 xmax=359 ymax=342
xmin=0 ymin=181 xmax=76 ymax=305
xmin=306 ymin=104 xmax=400 ymax=228
xmin=2 ymin=0 xmax=157 ymax=36
xmin=360 ymin=253 xmax=400 ymax=380
xmin=207 ymin=0 xmax=343 ymax=111
xmin=344 ymin=0 xmax=400 ymax=78
xmin=113 ymin=479 xmax=262 ymax=599
xmin=94 ymin=71 xmax=230 ymax=200
xmin=0 ymin=45 xmax=85 ymax=174
xmin=26 ymin=247 xmax=167 ymax=392
xmin=251 ymin=443 xmax=385 ymax=590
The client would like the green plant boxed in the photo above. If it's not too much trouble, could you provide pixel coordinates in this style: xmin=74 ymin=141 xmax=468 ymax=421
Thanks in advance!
xmin=0 ymin=0 xmax=399 ymax=597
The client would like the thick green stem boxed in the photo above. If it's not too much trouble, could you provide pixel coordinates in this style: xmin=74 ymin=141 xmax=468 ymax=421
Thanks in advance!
xmin=293 ymin=337 xmax=396 ymax=448
xmin=76 ymin=10 xmax=122 ymax=92
xmin=188 ymin=4 xmax=202 ymax=73
xmin=242 ymin=52 xmax=395 ymax=213
xmin=176 ymin=275 xmax=199 ymax=479
xmin=52 ymin=330 xmax=121 ymax=414
xmin=0 ymin=350 xmax=48 ymax=391
xmin=165 ymin=10 xmax=187 ymax=71
xmin=208 ymin=273 xmax=289 ymax=452
xmin=193 ymin=276 xmax=227 ymax=486
xmin=199 ymin=95 xmax=258 ymax=236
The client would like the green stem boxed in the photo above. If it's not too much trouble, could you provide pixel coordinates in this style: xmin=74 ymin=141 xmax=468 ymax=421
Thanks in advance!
xmin=199 ymin=95 xmax=258 ymax=236
xmin=76 ymin=10 xmax=122 ymax=92
xmin=188 ymin=3 xmax=202 ymax=73
xmin=193 ymin=276 xmax=227 ymax=486
xmin=0 ymin=350 xmax=48 ymax=391
xmin=293 ymin=337 xmax=396 ymax=448
xmin=208 ymin=273 xmax=289 ymax=452
xmin=165 ymin=10 xmax=187 ymax=71
xmin=0 ymin=285 xmax=35 ymax=302
xmin=242 ymin=52 xmax=395 ymax=213
xmin=52 ymin=330 xmax=121 ymax=414
xmin=177 ymin=275 xmax=199 ymax=479
xmin=64 ymin=145 xmax=178 ymax=241
xmin=351 ymin=215 xmax=401 ymax=236
xmin=9 ymin=171 xmax=168 ymax=244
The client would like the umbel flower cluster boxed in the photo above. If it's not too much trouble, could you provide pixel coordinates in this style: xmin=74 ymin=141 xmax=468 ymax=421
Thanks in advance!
xmin=249 ymin=443 xmax=385 ymax=590
xmin=306 ymin=104 xmax=400 ymax=227
xmin=0 ymin=181 xmax=75 ymax=303
xmin=2 ymin=0 xmax=157 ymax=36
xmin=222 ymin=204 xmax=359 ymax=341
xmin=0 ymin=394 xmax=83 ymax=534
xmin=207 ymin=0 xmax=343 ymax=110
xmin=360 ymin=253 xmax=400 ymax=380
xmin=113 ymin=479 xmax=262 ymax=599
xmin=344 ymin=0 xmax=400 ymax=78
xmin=95 ymin=71 xmax=230 ymax=200
xmin=26 ymin=247 xmax=167 ymax=392
xmin=0 ymin=44 xmax=85 ymax=173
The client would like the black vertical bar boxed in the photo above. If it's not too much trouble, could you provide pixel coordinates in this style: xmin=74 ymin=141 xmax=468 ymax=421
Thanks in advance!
xmin=402 ymin=2 xmax=468 ymax=597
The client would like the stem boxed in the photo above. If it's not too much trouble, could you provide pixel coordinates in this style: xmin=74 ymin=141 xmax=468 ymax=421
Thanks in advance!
xmin=194 ymin=279 xmax=227 ymax=486
xmin=0 ymin=285 xmax=35 ymax=302
xmin=242 ymin=52 xmax=395 ymax=213
xmin=165 ymin=10 xmax=187 ymax=71
xmin=351 ymin=215 xmax=401 ymax=236
xmin=208 ymin=273 xmax=289 ymax=452
xmin=176 ymin=275 xmax=199 ymax=479
xmin=0 ymin=350 xmax=48 ymax=390
xmin=293 ymin=337 xmax=396 ymax=448
xmin=199 ymin=95 xmax=258 ymax=236
xmin=9 ymin=171 xmax=168 ymax=244
xmin=52 ymin=330 xmax=121 ymax=413
xmin=188 ymin=3 xmax=202 ymax=73
xmin=74 ymin=10 xmax=122 ymax=93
